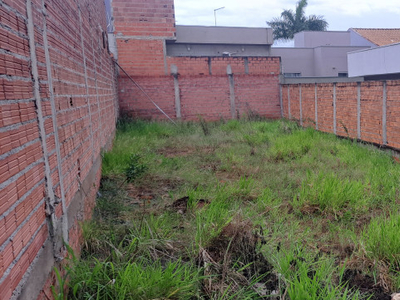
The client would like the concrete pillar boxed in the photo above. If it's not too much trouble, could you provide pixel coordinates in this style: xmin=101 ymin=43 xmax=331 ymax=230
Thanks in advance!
xmin=299 ymin=84 xmax=302 ymax=126
xmin=315 ymin=84 xmax=318 ymax=130
xmin=279 ymin=85 xmax=283 ymax=118
xmin=27 ymin=0 xmax=55 ymax=232
xmin=333 ymin=83 xmax=337 ymax=135
xmin=40 ymin=0 xmax=68 ymax=248
xmin=171 ymin=64 xmax=181 ymax=119
xmin=163 ymin=40 xmax=168 ymax=75
xmin=227 ymin=65 xmax=236 ymax=119
xmin=357 ymin=82 xmax=361 ymax=139
xmin=244 ymin=57 xmax=249 ymax=74
xmin=288 ymin=85 xmax=291 ymax=119
xmin=383 ymin=81 xmax=387 ymax=145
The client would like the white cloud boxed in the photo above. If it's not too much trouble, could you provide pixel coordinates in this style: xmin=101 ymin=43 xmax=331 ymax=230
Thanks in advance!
xmin=310 ymin=0 xmax=400 ymax=16
xmin=174 ymin=0 xmax=400 ymax=30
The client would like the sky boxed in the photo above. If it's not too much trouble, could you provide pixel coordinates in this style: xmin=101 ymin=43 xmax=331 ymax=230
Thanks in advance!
xmin=174 ymin=0 xmax=400 ymax=37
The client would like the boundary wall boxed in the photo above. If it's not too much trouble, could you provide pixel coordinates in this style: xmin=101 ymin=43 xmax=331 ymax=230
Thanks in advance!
xmin=112 ymin=0 xmax=281 ymax=121
xmin=118 ymin=57 xmax=281 ymax=121
xmin=0 ymin=0 xmax=119 ymax=299
xmin=281 ymin=77 xmax=400 ymax=150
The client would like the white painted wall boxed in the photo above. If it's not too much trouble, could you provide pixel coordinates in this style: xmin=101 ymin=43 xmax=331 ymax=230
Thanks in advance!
xmin=294 ymin=31 xmax=351 ymax=48
xmin=348 ymin=43 xmax=400 ymax=77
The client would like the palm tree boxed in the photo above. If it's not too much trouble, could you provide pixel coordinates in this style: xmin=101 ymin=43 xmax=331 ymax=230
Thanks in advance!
xmin=267 ymin=0 xmax=328 ymax=41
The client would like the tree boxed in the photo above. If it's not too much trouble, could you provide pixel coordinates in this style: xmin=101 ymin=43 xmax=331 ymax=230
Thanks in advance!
xmin=267 ymin=0 xmax=328 ymax=41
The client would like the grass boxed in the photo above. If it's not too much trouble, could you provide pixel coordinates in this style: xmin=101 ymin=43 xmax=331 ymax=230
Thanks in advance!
xmin=57 ymin=117 xmax=400 ymax=299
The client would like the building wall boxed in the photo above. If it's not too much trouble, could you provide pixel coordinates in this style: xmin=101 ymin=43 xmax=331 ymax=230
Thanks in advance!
xmin=348 ymin=43 xmax=400 ymax=77
xmin=166 ymin=43 xmax=271 ymax=57
xmin=313 ymin=47 xmax=362 ymax=77
xmin=282 ymin=79 xmax=400 ymax=150
xmin=0 ymin=0 xmax=119 ymax=299
xmin=174 ymin=25 xmax=273 ymax=45
xmin=271 ymin=48 xmax=314 ymax=76
xmin=294 ymin=31 xmax=351 ymax=48
xmin=349 ymin=29 xmax=376 ymax=48
xmin=272 ymin=46 xmax=367 ymax=77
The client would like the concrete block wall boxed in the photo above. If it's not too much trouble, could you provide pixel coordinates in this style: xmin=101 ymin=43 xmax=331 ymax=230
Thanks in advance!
xmin=112 ymin=0 xmax=281 ymax=121
xmin=0 ymin=0 xmax=119 ymax=299
xmin=282 ymin=80 xmax=400 ymax=150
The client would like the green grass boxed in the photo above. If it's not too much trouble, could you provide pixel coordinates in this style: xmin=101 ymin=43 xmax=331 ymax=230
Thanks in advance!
xmin=58 ymin=118 xmax=400 ymax=299
xmin=67 ymin=257 xmax=201 ymax=300
xmin=362 ymin=213 xmax=400 ymax=266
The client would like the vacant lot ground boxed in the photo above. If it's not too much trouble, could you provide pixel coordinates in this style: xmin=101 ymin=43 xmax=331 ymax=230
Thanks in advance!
xmin=57 ymin=118 xmax=400 ymax=300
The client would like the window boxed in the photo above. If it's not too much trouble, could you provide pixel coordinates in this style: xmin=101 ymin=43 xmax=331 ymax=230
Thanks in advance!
xmin=338 ymin=72 xmax=348 ymax=77
xmin=284 ymin=73 xmax=301 ymax=78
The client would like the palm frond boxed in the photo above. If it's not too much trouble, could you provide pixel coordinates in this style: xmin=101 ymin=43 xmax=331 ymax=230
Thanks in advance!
xmin=267 ymin=0 xmax=328 ymax=41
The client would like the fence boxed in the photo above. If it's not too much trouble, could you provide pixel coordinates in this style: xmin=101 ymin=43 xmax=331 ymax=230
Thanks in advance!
xmin=281 ymin=77 xmax=400 ymax=150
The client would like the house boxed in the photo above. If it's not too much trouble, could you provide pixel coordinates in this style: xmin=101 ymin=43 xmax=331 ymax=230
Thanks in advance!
xmin=273 ymin=28 xmax=400 ymax=78
xmin=349 ymin=28 xmax=400 ymax=47
xmin=348 ymin=29 xmax=400 ymax=79
xmin=166 ymin=25 xmax=273 ymax=57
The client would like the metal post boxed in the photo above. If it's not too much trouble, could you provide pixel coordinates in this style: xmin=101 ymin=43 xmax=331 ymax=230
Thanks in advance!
xmin=214 ymin=7 xmax=225 ymax=26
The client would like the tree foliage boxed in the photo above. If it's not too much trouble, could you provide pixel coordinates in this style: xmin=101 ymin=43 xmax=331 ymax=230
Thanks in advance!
xmin=267 ymin=0 xmax=328 ymax=41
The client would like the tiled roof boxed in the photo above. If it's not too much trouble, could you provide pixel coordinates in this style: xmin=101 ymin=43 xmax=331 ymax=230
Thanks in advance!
xmin=351 ymin=28 xmax=400 ymax=46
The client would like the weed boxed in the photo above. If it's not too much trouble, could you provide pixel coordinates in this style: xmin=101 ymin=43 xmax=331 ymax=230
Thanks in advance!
xmin=125 ymin=154 xmax=147 ymax=182
xmin=199 ymin=116 xmax=211 ymax=136
xmin=51 ymin=267 xmax=68 ymax=300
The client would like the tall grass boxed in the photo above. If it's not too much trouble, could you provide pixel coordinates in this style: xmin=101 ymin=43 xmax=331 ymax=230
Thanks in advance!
xmin=293 ymin=171 xmax=368 ymax=214
xmin=362 ymin=214 xmax=400 ymax=266
xmin=61 ymin=118 xmax=400 ymax=299
xmin=67 ymin=258 xmax=201 ymax=300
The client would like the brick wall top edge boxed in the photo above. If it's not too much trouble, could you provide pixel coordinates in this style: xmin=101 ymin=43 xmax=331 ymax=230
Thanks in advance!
xmin=166 ymin=56 xmax=280 ymax=61
xmin=119 ymin=75 xmax=172 ymax=79
xmin=119 ymin=74 xmax=280 ymax=79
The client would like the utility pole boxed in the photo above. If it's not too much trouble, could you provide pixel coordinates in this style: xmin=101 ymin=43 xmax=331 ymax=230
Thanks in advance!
xmin=214 ymin=7 xmax=225 ymax=26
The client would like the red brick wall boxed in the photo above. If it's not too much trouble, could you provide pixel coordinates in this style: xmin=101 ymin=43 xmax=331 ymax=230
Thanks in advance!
xmin=118 ymin=55 xmax=281 ymax=121
xmin=179 ymin=75 xmax=231 ymax=121
xmin=112 ymin=0 xmax=281 ymax=121
xmin=387 ymin=81 xmax=400 ymax=149
xmin=282 ymin=80 xmax=400 ymax=150
xmin=119 ymin=76 xmax=175 ymax=120
xmin=117 ymin=39 xmax=167 ymax=76
xmin=0 ymin=0 xmax=119 ymax=299
xmin=235 ymin=75 xmax=280 ymax=119
xmin=113 ymin=0 xmax=175 ymax=77
xmin=360 ymin=81 xmax=383 ymax=144
xmin=336 ymin=83 xmax=358 ymax=138
xmin=301 ymin=83 xmax=316 ymax=128
xmin=289 ymin=84 xmax=300 ymax=121
xmin=317 ymin=83 xmax=334 ymax=134
xmin=113 ymin=0 xmax=175 ymax=38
